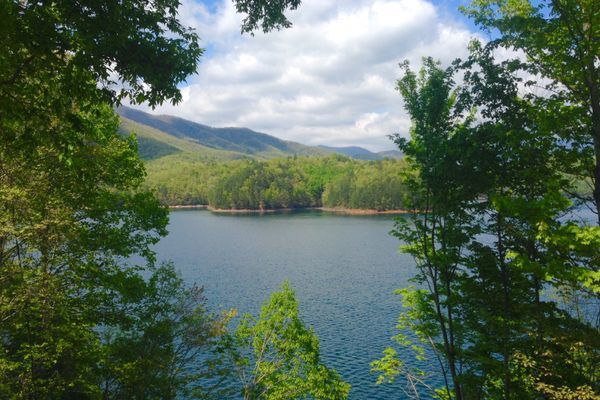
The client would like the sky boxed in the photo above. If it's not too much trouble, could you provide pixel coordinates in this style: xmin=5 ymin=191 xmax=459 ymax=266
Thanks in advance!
xmin=132 ymin=0 xmax=488 ymax=152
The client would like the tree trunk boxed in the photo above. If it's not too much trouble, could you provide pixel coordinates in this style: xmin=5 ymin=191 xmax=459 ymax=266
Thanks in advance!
xmin=585 ymin=58 xmax=600 ymax=225
xmin=497 ymin=213 xmax=510 ymax=400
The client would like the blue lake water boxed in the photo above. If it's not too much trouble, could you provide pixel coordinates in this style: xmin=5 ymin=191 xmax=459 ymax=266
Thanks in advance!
xmin=153 ymin=206 xmax=598 ymax=399
xmin=153 ymin=210 xmax=435 ymax=399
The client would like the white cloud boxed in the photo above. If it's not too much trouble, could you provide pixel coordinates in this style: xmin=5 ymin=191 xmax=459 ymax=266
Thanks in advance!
xmin=134 ymin=0 xmax=480 ymax=151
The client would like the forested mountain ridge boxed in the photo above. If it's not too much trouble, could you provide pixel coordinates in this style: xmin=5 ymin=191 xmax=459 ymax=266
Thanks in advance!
xmin=319 ymin=145 xmax=403 ymax=160
xmin=117 ymin=106 xmax=328 ymax=158
xmin=117 ymin=106 xmax=402 ymax=161
xmin=119 ymin=116 xmax=247 ymax=161
xmin=118 ymin=107 xmax=409 ymax=210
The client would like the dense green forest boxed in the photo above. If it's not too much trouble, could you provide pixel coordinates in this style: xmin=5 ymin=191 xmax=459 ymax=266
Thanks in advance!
xmin=143 ymin=156 xmax=408 ymax=210
xmin=118 ymin=106 xmax=409 ymax=211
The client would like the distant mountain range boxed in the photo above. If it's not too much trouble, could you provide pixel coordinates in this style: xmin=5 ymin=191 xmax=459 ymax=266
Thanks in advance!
xmin=318 ymin=145 xmax=402 ymax=160
xmin=116 ymin=106 xmax=402 ymax=161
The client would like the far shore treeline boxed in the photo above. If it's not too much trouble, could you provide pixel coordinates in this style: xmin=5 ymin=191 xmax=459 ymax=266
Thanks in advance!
xmin=143 ymin=155 xmax=409 ymax=211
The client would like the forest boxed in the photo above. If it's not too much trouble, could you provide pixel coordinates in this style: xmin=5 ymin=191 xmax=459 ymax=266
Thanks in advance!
xmin=1 ymin=0 xmax=598 ymax=399
xmin=143 ymin=156 xmax=409 ymax=210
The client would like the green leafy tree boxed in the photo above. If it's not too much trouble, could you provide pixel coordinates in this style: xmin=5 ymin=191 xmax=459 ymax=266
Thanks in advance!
xmin=229 ymin=281 xmax=350 ymax=400
xmin=462 ymin=0 xmax=600 ymax=223
xmin=0 ymin=0 xmax=304 ymax=397
xmin=382 ymin=58 xmax=476 ymax=400
xmin=99 ymin=263 xmax=232 ymax=400
xmin=376 ymin=53 xmax=599 ymax=399
xmin=201 ymin=156 xmax=407 ymax=211
xmin=235 ymin=0 xmax=302 ymax=34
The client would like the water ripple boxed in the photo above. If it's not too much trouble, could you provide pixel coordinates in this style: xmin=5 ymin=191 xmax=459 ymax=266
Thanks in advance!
xmin=155 ymin=210 xmax=441 ymax=399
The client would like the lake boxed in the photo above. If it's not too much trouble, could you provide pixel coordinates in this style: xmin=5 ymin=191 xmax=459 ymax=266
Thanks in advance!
xmin=153 ymin=209 xmax=436 ymax=399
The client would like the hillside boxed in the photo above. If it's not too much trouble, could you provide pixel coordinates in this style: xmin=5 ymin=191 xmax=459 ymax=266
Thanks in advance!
xmin=116 ymin=106 xmax=401 ymax=161
xmin=118 ymin=117 xmax=245 ymax=161
xmin=117 ymin=106 xmax=329 ymax=160
xmin=319 ymin=145 xmax=381 ymax=160
xmin=318 ymin=146 xmax=403 ymax=160
xmin=377 ymin=150 xmax=404 ymax=160
xmin=116 ymin=107 xmax=410 ymax=211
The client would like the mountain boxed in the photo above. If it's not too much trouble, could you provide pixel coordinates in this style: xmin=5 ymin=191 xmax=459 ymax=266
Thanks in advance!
xmin=117 ymin=106 xmax=328 ymax=160
xmin=376 ymin=150 xmax=404 ymax=160
xmin=319 ymin=146 xmax=404 ymax=160
xmin=319 ymin=145 xmax=382 ymax=160
xmin=119 ymin=116 xmax=244 ymax=161
xmin=117 ymin=106 xmax=401 ymax=161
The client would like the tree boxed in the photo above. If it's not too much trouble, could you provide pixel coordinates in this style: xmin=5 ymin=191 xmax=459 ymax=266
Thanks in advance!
xmin=1 ymin=0 xmax=304 ymax=110
xmin=234 ymin=0 xmax=302 ymax=35
xmin=1 ymin=0 xmax=204 ymax=391
xmin=376 ymin=52 xmax=599 ymax=399
xmin=381 ymin=58 xmax=476 ymax=400
xmin=462 ymin=0 xmax=600 ymax=223
xmin=0 ymin=0 xmax=304 ymax=397
xmin=99 ymin=263 xmax=232 ymax=400
xmin=0 ymin=100 xmax=233 ymax=398
xmin=228 ymin=281 xmax=350 ymax=400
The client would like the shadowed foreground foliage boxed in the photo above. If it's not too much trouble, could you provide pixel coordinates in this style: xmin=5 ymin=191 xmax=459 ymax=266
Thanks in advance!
xmin=0 ymin=0 xmax=320 ymax=398
xmin=374 ymin=31 xmax=599 ymax=400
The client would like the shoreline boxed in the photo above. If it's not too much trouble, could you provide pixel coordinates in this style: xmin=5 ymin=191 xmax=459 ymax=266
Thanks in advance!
xmin=317 ymin=207 xmax=414 ymax=215
xmin=208 ymin=206 xmax=298 ymax=213
xmin=167 ymin=204 xmax=414 ymax=215
xmin=168 ymin=204 xmax=208 ymax=209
